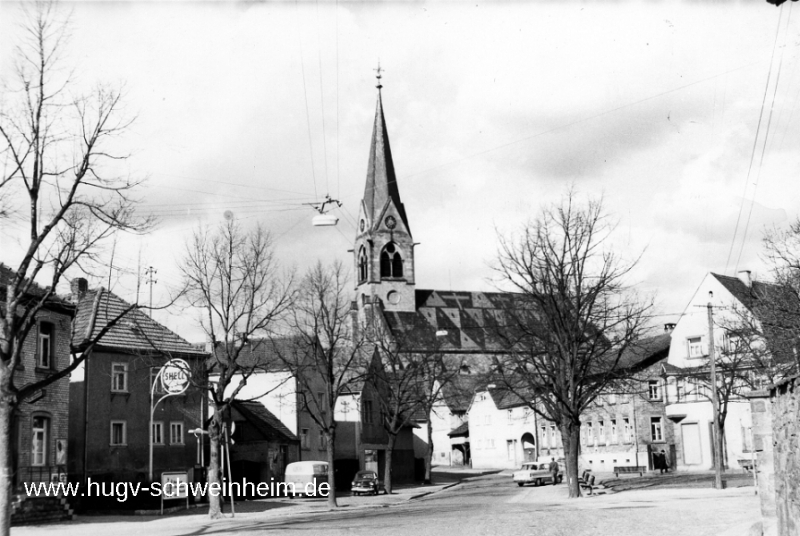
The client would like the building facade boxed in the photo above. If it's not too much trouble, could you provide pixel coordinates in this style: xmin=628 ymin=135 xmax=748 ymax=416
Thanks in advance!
xmin=1 ymin=265 xmax=75 ymax=487
xmin=68 ymin=279 xmax=207 ymax=484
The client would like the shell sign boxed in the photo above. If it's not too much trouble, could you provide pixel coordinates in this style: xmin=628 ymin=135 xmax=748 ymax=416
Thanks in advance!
xmin=160 ymin=359 xmax=191 ymax=395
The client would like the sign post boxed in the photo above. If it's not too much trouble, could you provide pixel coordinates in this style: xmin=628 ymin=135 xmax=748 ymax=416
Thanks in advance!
xmin=150 ymin=359 xmax=191 ymax=482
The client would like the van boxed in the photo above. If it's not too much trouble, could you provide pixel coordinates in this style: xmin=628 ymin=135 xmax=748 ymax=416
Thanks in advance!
xmin=284 ymin=461 xmax=329 ymax=497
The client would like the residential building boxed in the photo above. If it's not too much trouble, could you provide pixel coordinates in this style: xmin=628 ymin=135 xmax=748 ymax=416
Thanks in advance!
xmin=68 ymin=278 xmax=207 ymax=484
xmin=467 ymin=386 xmax=538 ymax=470
xmin=577 ymin=333 xmax=673 ymax=472
xmin=0 ymin=265 xmax=75 ymax=487
xmin=429 ymin=375 xmax=488 ymax=467
xmin=662 ymin=271 xmax=786 ymax=471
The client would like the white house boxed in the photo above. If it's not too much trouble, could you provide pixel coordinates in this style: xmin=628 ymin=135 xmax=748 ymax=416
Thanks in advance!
xmin=663 ymin=271 xmax=767 ymax=471
xmin=468 ymin=386 xmax=539 ymax=470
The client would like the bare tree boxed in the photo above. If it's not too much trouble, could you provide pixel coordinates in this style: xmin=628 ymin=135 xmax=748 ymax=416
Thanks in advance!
xmin=493 ymin=190 xmax=652 ymax=498
xmin=181 ymin=219 xmax=293 ymax=519
xmin=276 ymin=261 xmax=369 ymax=508
xmin=0 ymin=2 xmax=150 ymax=532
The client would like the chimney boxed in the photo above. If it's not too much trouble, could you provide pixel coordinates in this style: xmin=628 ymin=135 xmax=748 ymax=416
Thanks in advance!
xmin=664 ymin=323 xmax=676 ymax=333
xmin=737 ymin=270 xmax=752 ymax=288
xmin=70 ymin=278 xmax=88 ymax=302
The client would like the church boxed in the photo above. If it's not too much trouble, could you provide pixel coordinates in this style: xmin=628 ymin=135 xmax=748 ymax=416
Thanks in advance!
xmin=348 ymin=75 xmax=543 ymax=467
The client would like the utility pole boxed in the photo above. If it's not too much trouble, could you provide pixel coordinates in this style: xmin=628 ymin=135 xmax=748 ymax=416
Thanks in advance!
xmin=707 ymin=291 xmax=724 ymax=489
xmin=145 ymin=266 xmax=158 ymax=315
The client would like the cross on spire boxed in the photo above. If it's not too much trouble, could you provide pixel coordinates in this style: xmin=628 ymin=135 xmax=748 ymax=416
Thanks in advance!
xmin=374 ymin=62 xmax=383 ymax=89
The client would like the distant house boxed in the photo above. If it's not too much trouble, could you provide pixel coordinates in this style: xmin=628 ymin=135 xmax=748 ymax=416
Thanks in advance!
xmin=662 ymin=271 xmax=796 ymax=471
xmin=0 ymin=265 xmax=75 ymax=487
xmin=575 ymin=332 xmax=672 ymax=473
xmin=225 ymin=400 xmax=299 ymax=487
xmin=468 ymin=386 xmax=539 ymax=470
xmin=68 ymin=278 xmax=208 ymax=484
xmin=429 ymin=374 xmax=488 ymax=467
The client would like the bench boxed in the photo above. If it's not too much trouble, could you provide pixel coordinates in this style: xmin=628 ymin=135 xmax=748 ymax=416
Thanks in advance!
xmin=613 ymin=466 xmax=647 ymax=477
xmin=579 ymin=474 xmax=599 ymax=495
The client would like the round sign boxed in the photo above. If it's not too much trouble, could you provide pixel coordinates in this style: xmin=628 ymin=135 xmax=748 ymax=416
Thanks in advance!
xmin=160 ymin=359 xmax=191 ymax=395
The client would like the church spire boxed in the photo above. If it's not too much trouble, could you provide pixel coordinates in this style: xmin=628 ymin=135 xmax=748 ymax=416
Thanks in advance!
xmin=362 ymin=70 xmax=410 ymax=233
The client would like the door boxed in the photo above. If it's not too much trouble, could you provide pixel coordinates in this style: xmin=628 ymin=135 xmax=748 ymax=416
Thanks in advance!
xmin=681 ymin=423 xmax=702 ymax=465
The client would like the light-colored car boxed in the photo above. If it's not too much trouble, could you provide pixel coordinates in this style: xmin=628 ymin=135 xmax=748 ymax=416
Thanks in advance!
xmin=512 ymin=461 xmax=564 ymax=487
xmin=351 ymin=470 xmax=387 ymax=496
xmin=285 ymin=461 xmax=329 ymax=497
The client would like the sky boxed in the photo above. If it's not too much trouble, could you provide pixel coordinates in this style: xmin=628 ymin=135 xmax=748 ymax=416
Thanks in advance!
xmin=2 ymin=0 xmax=800 ymax=344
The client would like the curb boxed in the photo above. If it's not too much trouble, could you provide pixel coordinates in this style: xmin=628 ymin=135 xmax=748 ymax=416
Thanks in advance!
xmin=407 ymin=481 xmax=461 ymax=501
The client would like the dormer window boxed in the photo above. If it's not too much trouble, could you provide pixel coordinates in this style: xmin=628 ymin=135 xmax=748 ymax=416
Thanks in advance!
xmin=358 ymin=247 xmax=368 ymax=283
xmin=380 ymin=243 xmax=403 ymax=278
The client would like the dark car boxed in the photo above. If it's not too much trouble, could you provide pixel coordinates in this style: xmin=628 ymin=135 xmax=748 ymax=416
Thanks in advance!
xmin=351 ymin=470 xmax=386 ymax=496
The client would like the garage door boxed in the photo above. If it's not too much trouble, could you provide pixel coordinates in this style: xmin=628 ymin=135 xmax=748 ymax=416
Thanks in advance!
xmin=681 ymin=423 xmax=702 ymax=465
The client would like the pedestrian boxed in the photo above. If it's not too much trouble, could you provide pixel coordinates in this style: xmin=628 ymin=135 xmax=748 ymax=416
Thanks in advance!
xmin=549 ymin=457 xmax=559 ymax=485
xmin=661 ymin=449 xmax=669 ymax=474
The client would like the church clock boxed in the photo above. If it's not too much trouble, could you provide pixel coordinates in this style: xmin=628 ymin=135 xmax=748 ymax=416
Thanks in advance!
xmin=385 ymin=215 xmax=397 ymax=230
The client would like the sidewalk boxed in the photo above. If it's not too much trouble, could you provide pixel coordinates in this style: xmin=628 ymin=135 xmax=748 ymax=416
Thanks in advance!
xmin=595 ymin=470 xmax=756 ymax=492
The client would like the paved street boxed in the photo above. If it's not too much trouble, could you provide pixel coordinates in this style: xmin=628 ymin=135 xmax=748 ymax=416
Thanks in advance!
xmin=14 ymin=473 xmax=760 ymax=536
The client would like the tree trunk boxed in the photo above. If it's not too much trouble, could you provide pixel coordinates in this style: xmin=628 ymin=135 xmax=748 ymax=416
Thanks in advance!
xmin=325 ymin=428 xmax=337 ymax=509
xmin=384 ymin=434 xmax=396 ymax=494
xmin=0 ymin=389 xmax=14 ymax=536
xmin=560 ymin=422 xmax=582 ymax=498
xmin=207 ymin=415 xmax=222 ymax=519
xmin=424 ymin=417 xmax=433 ymax=485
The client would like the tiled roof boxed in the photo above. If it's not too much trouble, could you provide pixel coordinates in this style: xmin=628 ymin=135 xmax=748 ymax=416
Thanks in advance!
xmin=441 ymin=374 xmax=491 ymax=413
xmin=0 ymin=264 xmax=74 ymax=314
xmin=488 ymin=387 xmax=531 ymax=410
xmin=73 ymin=288 xmax=205 ymax=356
xmin=616 ymin=333 xmax=671 ymax=371
xmin=711 ymin=273 xmax=800 ymax=318
xmin=231 ymin=400 xmax=298 ymax=443
xmin=208 ymin=337 xmax=313 ymax=373
xmin=448 ymin=421 xmax=469 ymax=437
xmin=383 ymin=289 xmax=532 ymax=352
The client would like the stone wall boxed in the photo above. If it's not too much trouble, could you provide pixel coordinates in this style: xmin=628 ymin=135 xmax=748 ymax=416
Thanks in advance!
xmin=748 ymin=390 xmax=775 ymax=536
xmin=771 ymin=376 xmax=800 ymax=536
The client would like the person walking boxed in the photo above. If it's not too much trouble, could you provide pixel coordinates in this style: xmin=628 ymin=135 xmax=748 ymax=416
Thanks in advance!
xmin=549 ymin=457 xmax=559 ymax=485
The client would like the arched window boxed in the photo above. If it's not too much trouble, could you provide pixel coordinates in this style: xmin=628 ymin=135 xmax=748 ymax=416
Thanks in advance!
xmin=358 ymin=247 xmax=368 ymax=283
xmin=380 ymin=243 xmax=403 ymax=279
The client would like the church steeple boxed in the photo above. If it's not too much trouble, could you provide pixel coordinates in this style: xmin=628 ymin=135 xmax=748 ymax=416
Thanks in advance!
xmin=353 ymin=71 xmax=416 ymax=314
xmin=362 ymin=84 xmax=410 ymax=233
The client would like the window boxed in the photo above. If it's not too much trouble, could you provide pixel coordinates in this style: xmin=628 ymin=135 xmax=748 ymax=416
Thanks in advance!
xmin=363 ymin=400 xmax=373 ymax=425
xmin=523 ymin=408 xmax=531 ymax=424
xmin=111 ymin=363 xmax=128 ymax=392
xmin=318 ymin=428 xmax=327 ymax=450
xmin=152 ymin=421 xmax=164 ymax=445
xmin=507 ymin=440 xmax=514 ymax=461
xmin=688 ymin=337 xmax=704 ymax=358
xmin=111 ymin=421 xmax=127 ymax=446
xmin=623 ymin=418 xmax=632 ymax=444
xmin=550 ymin=425 xmax=558 ymax=447
xmin=37 ymin=322 xmax=54 ymax=369
xmin=610 ymin=419 xmax=618 ymax=445
xmin=648 ymin=380 xmax=661 ymax=401
xmin=300 ymin=428 xmax=309 ymax=449
xmin=379 ymin=243 xmax=403 ymax=278
xmin=150 ymin=368 xmax=165 ymax=395
xmin=540 ymin=426 xmax=548 ymax=449
xmin=358 ymin=247 xmax=368 ymax=283
xmin=676 ymin=380 xmax=685 ymax=402
xmin=484 ymin=414 xmax=491 ymax=425
xmin=317 ymin=392 xmax=327 ymax=413
xmin=607 ymin=393 xmax=617 ymax=405
xmin=587 ymin=422 xmax=594 ymax=446
xmin=597 ymin=420 xmax=605 ymax=445
xmin=31 ymin=416 xmax=49 ymax=466
xmin=741 ymin=425 xmax=753 ymax=453
xmin=170 ymin=422 xmax=184 ymax=445
xmin=507 ymin=409 xmax=513 ymax=423
xmin=650 ymin=417 xmax=663 ymax=442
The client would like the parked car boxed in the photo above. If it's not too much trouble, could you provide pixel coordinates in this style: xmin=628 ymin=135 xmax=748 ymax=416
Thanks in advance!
xmin=285 ymin=461 xmax=329 ymax=497
xmin=351 ymin=470 xmax=386 ymax=496
xmin=512 ymin=461 xmax=564 ymax=487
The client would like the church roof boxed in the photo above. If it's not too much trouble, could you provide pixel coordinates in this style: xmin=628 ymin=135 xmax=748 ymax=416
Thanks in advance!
xmin=362 ymin=89 xmax=410 ymax=232
xmin=383 ymin=289 xmax=530 ymax=352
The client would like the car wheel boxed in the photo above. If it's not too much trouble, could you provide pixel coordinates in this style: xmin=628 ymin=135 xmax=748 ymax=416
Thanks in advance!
xmin=373 ymin=488 xmax=378 ymax=496
xmin=536 ymin=478 xmax=543 ymax=487
xmin=517 ymin=482 xmax=524 ymax=487
xmin=558 ymin=475 xmax=563 ymax=484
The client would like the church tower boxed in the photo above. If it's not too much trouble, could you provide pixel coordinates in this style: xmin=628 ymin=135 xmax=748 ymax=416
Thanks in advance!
xmin=353 ymin=71 xmax=416 ymax=314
